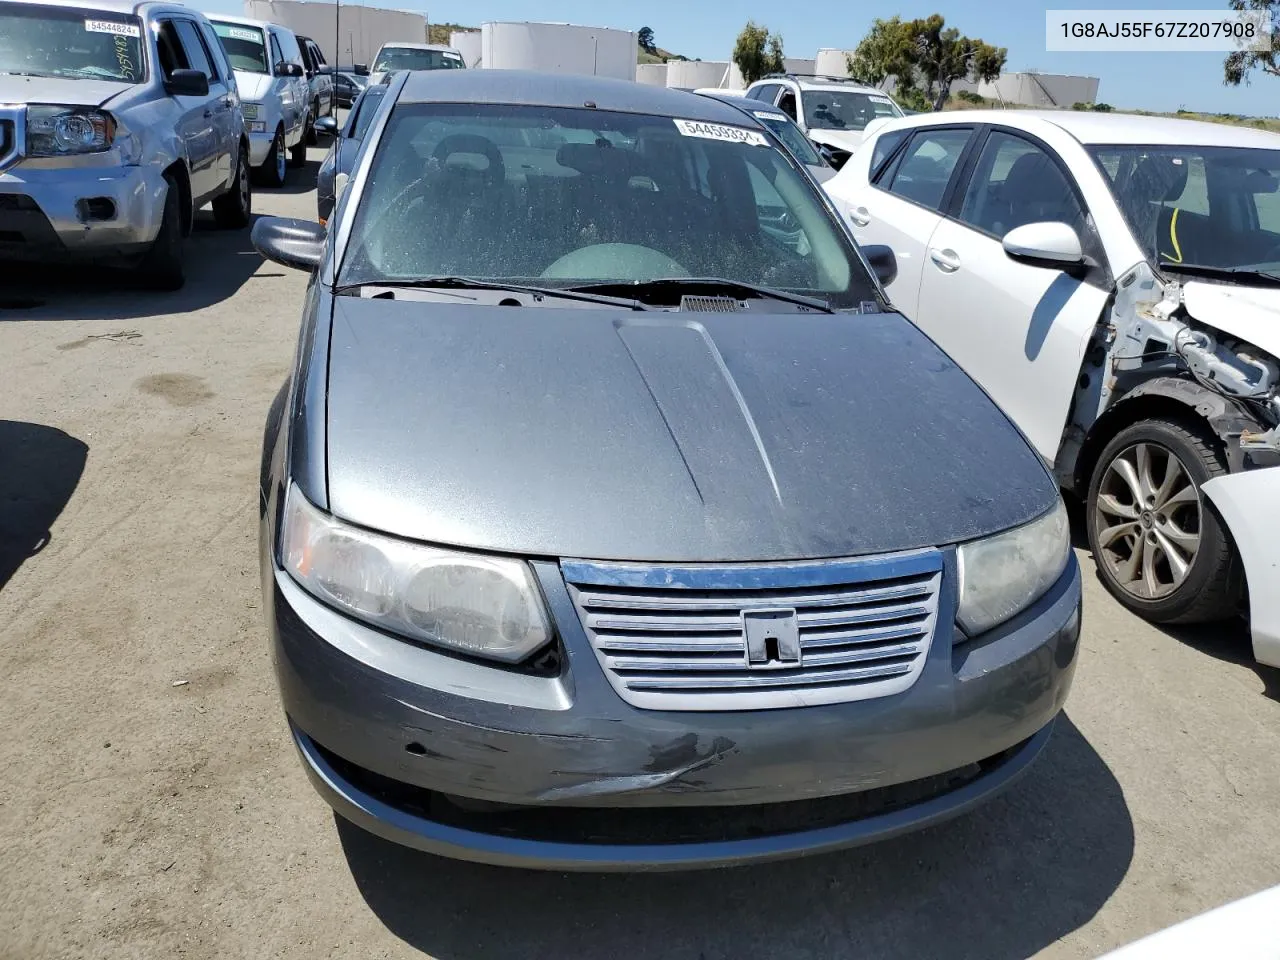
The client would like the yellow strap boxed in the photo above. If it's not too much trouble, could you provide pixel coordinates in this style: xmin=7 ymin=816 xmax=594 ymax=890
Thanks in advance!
xmin=1161 ymin=207 xmax=1183 ymax=263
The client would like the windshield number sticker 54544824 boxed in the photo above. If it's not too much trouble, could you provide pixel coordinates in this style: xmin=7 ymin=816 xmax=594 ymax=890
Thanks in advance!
xmin=673 ymin=119 xmax=769 ymax=146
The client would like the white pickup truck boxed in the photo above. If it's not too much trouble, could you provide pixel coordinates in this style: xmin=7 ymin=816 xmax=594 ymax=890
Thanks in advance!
xmin=825 ymin=109 xmax=1280 ymax=668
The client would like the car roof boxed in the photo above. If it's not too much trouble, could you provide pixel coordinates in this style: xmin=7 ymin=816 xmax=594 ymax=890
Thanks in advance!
xmin=377 ymin=42 xmax=458 ymax=52
xmin=8 ymin=0 xmax=157 ymax=14
xmin=753 ymin=75 xmax=886 ymax=95
xmin=397 ymin=69 xmax=768 ymax=125
xmin=879 ymin=108 xmax=1280 ymax=149
xmin=206 ymin=12 xmax=281 ymax=30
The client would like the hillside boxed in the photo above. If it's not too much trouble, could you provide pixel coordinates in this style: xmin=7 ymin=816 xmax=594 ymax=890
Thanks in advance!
xmin=941 ymin=91 xmax=1280 ymax=133
xmin=428 ymin=22 xmax=688 ymax=63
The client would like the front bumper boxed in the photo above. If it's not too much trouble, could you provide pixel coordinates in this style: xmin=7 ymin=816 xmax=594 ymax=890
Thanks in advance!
xmin=0 ymin=160 xmax=165 ymax=261
xmin=269 ymin=548 xmax=1082 ymax=870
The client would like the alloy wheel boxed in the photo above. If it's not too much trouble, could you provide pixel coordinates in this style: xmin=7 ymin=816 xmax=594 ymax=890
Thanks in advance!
xmin=275 ymin=135 xmax=286 ymax=182
xmin=1093 ymin=441 xmax=1202 ymax=599
xmin=238 ymin=151 xmax=250 ymax=209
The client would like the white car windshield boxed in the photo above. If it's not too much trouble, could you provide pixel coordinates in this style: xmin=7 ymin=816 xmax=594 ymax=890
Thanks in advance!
xmin=1091 ymin=143 xmax=1280 ymax=273
xmin=0 ymin=4 xmax=144 ymax=83
xmin=340 ymin=103 xmax=872 ymax=309
xmin=212 ymin=22 xmax=268 ymax=74
xmin=803 ymin=91 xmax=901 ymax=132
xmin=372 ymin=47 xmax=463 ymax=72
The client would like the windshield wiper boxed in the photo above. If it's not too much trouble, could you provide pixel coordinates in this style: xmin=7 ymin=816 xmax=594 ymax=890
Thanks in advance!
xmin=333 ymin=277 xmax=649 ymax=310
xmin=564 ymin=277 xmax=835 ymax=313
xmin=1159 ymin=262 xmax=1280 ymax=285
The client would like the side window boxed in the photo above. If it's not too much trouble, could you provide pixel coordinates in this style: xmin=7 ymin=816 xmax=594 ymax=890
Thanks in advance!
xmin=749 ymin=84 xmax=778 ymax=103
xmin=958 ymin=131 xmax=1086 ymax=237
xmin=199 ymin=21 xmax=231 ymax=81
xmin=154 ymin=20 xmax=190 ymax=80
xmin=883 ymin=128 xmax=971 ymax=210
xmin=173 ymin=19 xmax=216 ymax=81
xmin=278 ymin=31 xmax=303 ymax=67
xmin=777 ymin=89 xmax=798 ymax=121
xmin=870 ymin=129 xmax=910 ymax=182
xmin=311 ymin=41 xmax=327 ymax=68
xmin=269 ymin=33 xmax=284 ymax=71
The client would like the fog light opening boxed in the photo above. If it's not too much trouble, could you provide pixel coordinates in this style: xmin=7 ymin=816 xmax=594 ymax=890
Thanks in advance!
xmin=76 ymin=197 xmax=116 ymax=222
xmin=404 ymin=741 xmax=427 ymax=756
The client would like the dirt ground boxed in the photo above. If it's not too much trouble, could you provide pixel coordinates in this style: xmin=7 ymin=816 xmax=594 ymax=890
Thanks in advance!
xmin=1 ymin=144 xmax=1279 ymax=960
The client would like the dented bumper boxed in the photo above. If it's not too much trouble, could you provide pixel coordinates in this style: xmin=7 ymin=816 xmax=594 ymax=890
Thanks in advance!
xmin=268 ymin=555 xmax=1081 ymax=870
xmin=1202 ymin=466 xmax=1280 ymax=668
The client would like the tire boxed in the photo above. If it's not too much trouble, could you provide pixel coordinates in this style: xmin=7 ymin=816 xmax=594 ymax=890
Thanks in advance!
xmin=306 ymin=99 xmax=319 ymax=145
xmin=256 ymin=128 xmax=287 ymax=188
xmin=137 ymin=172 xmax=184 ymax=291
xmin=1086 ymin=417 xmax=1242 ymax=624
xmin=211 ymin=142 xmax=252 ymax=229
xmin=289 ymin=112 xmax=310 ymax=167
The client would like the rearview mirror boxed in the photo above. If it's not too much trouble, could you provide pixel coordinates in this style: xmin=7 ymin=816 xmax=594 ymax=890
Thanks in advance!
xmin=252 ymin=217 xmax=325 ymax=272
xmin=1002 ymin=222 xmax=1085 ymax=270
xmin=275 ymin=61 xmax=304 ymax=78
xmin=861 ymin=244 xmax=897 ymax=287
xmin=314 ymin=115 xmax=339 ymax=137
xmin=165 ymin=68 xmax=209 ymax=98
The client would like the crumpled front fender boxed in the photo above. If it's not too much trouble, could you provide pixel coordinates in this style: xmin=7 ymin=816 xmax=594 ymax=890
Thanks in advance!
xmin=1202 ymin=467 xmax=1280 ymax=668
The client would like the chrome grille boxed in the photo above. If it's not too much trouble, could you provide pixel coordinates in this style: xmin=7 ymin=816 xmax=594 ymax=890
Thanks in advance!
xmin=562 ymin=550 xmax=943 ymax=711
xmin=0 ymin=105 xmax=23 ymax=173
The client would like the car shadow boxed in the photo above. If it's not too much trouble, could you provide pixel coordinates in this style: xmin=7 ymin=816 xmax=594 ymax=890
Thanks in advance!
xmin=0 ymin=421 xmax=88 ymax=594
xmin=268 ymin=158 xmax=324 ymax=197
xmin=0 ymin=211 xmax=267 ymax=322
xmin=1158 ymin=619 xmax=1280 ymax=700
xmin=336 ymin=714 xmax=1133 ymax=960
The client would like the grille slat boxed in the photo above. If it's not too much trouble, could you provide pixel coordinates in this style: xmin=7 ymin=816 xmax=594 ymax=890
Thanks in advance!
xmin=564 ymin=552 xmax=944 ymax=712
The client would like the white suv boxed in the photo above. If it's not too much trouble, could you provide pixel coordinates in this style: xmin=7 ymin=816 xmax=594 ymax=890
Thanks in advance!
xmin=742 ymin=74 xmax=903 ymax=169
xmin=208 ymin=15 xmax=311 ymax=187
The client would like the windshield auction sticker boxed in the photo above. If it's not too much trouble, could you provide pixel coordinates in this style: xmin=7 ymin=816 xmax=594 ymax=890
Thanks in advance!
xmin=1046 ymin=9 xmax=1271 ymax=51
xmin=226 ymin=26 xmax=262 ymax=42
xmin=85 ymin=19 xmax=140 ymax=37
xmin=673 ymin=119 xmax=769 ymax=146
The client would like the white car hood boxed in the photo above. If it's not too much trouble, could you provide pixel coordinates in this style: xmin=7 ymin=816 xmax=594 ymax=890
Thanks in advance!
xmin=0 ymin=73 xmax=133 ymax=108
xmin=1181 ymin=281 xmax=1280 ymax=355
xmin=807 ymin=128 xmax=867 ymax=153
xmin=234 ymin=71 xmax=274 ymax=103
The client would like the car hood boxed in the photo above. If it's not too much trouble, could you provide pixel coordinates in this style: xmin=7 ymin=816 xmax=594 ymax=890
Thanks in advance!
xmin=1181 ymin=281 xmax=1280 ymax=355
xmin=808 ymin=128 xmax=867 ymax=154
xmin=234 ymin=71 xmax=273 ymax=103
xmin=323 ymin=298 xmax=1057 ymax=562
xmin=0 ymin=73 xmax=133 ymax=108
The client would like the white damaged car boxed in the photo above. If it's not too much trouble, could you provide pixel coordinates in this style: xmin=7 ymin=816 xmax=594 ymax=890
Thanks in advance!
xmin=824 ymin=110 xmax=1280 ymax=668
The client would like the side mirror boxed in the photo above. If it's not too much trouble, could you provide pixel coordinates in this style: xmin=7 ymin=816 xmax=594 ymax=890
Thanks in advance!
xmin=314 ymin=115 xmax=339 ymax=136
xmin=252 ymin=216 xmax=325 ymax=272
xmin=353 ymin=63 xmax=369 ymax=76
xmin=275 ymin=61 xmax=304 ymax=78
xmin=165 ymin=69 xmax=209 ymax=98
xmin=1002 ymin=221 xmax=1085 ymax=270
xmin=862 ymin=244 xmax=897 ymax=287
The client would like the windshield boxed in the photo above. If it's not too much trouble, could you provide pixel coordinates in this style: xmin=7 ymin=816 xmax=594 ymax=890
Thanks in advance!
xmin=211 ymin=22 xmax=268 ymax=74
xmin=751 ymin=110 xmax=824 ymax=166
xmin=349 ymin=88 xmax=387 ymax=139
xmin=803 ymin=91 xmax=901 ymax=132
xmin=1091 ymin=144 xmax=1280 ymax=274
xmin=340 ymin=103 xmax=874 ymax=309
xmin=0 ymin=5 xmax=144 ymax=83
xmin=372 ymin=47 xmax=464 ymax=72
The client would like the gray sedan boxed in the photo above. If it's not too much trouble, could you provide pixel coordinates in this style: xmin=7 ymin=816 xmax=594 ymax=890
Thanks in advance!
xmin=314 ymin=82 xmax=387 ymax=222
xmin=252 ymin=70 xmax=1081 ymax=871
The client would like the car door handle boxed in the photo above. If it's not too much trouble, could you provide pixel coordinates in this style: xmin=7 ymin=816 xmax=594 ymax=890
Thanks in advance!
xmin=929 ymin=247 xmax=961 ymax=272
xmin=848 ymin=206 xmax=871 ymax=227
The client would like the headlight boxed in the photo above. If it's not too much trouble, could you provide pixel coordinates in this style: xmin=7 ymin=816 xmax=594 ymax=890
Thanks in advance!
xmin=956 ymin=499 xmax=1071 ymax=636
xmin=281 ymin=484 xmax=552 ymax=663
xmin=242 ymin=102 xmax=260 ymax=120
xmin=26 ymin=106 xmax=115 ymax=156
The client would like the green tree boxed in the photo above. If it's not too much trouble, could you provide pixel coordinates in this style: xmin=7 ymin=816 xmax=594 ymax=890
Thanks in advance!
xmin=733 ymin=21 xmax=785 ymax=85
xmin=1224 ymin=0 xmax=1280 ymax=84
xmin=637 ymin=26 xmax=656 ymax=54
xmin=849 ymin=14 xmax=1005 ymax=111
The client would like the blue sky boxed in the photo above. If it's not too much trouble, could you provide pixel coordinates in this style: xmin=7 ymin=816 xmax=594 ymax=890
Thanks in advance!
xmin=201 ymin=0 xmax=1280 ymax=115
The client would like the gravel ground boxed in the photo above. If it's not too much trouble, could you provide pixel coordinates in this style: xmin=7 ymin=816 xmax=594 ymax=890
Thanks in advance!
xmin=1 ymin=144 xmax=1278 ymax=960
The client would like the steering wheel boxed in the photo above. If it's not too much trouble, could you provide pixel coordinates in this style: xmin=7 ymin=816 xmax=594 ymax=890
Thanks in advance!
xmin=540 ymin=244 xmax=690 ymax=280
xmin=430 ymin=134 xmax=505 ymax=187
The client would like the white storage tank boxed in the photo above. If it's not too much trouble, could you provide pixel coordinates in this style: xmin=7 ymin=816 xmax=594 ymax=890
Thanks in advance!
xmin=449 ymin=30 xmax=482 ymax=68
xmin=815 ymin=48 xmax=854 ymax=78
xmin=665 ymin=60 xmax=731 ymax=90
xmin=244 ymin=0 xmax=425 ymax=66
xmin=479 ymin=21 xmax=636 ymax=80
xmin=636 ymin=62 xmax=668 ymax=87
